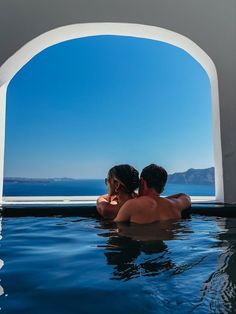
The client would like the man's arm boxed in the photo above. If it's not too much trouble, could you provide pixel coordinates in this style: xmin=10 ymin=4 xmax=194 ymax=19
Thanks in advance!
xmin=166 ymin=193 xmax=191 ymax=210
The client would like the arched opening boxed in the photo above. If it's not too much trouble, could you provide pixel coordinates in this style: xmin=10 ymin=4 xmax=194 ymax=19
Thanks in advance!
xmin=0 ymin=23 xmax=223 ymax=204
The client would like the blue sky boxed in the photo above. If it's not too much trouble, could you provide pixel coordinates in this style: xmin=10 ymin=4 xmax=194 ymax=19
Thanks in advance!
xmin=4 ymin=35 xmax=213 ymax=178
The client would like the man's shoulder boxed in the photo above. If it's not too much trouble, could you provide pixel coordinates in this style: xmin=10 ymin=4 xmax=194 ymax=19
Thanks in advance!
xmin=137 ymin=196 xmax=156 ymax=203
xmin=124 ymin=196 xmax=155 ymax=208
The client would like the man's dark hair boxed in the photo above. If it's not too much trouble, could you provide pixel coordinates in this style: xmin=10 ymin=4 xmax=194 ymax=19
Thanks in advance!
xmin=141 ymin=164 xmax=168 ymax=194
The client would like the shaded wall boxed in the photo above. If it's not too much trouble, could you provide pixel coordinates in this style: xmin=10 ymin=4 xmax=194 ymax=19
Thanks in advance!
xmin=0 ymin=0 xmax=236 ymax=202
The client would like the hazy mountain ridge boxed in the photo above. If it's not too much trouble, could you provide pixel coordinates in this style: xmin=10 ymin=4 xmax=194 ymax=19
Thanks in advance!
xmin=168 ymin=167 xmax=214 ymax=185
xmin=5 ymin=167 xmax=215 ymax=185
xmin=4 ymin=177 xmax=76 ymax=183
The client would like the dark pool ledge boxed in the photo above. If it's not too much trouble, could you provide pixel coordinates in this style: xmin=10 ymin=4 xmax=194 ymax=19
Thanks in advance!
xmin=1 ymin=203 xmax=236 ymax=218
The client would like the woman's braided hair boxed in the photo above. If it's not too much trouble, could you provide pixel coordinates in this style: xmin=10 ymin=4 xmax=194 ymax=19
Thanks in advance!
xmin=108 ymin=164 xmax=139 ymax=195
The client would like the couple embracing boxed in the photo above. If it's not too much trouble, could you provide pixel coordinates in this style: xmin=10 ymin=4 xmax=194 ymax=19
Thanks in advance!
xmin=97 ymin=164 xmax=191 ymax=224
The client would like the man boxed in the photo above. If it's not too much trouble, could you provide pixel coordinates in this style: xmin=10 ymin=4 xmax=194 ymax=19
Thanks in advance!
xmin=114 ymin=164 xmax=191 ymax=224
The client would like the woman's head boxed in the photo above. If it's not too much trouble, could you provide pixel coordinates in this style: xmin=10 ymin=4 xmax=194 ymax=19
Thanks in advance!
xmin=106 ymin=164 xmax=139 ymax=196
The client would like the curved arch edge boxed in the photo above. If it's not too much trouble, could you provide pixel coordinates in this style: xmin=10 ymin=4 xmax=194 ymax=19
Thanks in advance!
xmin=0 ymin=82 xmax=9 ymax=204
xmin=0 ymin=23 xmax=218 ymax=85
xmin=0 ymin=23 xmax=224 ymax=202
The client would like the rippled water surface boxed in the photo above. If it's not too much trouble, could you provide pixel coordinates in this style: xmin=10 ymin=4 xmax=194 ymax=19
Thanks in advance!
xmin=1 ymin=216 xmax=236 ymax=313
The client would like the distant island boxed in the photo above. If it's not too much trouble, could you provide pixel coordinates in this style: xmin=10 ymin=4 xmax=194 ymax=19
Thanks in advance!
xmin=168 ymin=167 xmax=214 ymax=185
xmin=4 ymin=167 xmax=215 ymax=185
xmin=3 ymin=177 xmax=77 ymax=183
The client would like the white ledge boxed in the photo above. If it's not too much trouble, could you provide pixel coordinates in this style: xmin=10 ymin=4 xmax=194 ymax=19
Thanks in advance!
xmin=1 ymin=195 xmax=216 ymax=206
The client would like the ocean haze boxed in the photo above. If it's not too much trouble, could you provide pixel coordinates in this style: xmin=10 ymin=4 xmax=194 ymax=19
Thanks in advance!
xmin=3 ymin=180 xmax=215 ymax=197
xmin=4 ymin=167 xmax=215 ymax=184
xmin=3 ymin=167 xmax=215 ymax=196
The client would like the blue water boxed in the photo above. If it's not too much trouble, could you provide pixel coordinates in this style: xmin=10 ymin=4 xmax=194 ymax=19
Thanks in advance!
xmin=3 ymin=180 xmax=215 ymax=196
xmin=1 ymin=216 xmax=236 ymax=313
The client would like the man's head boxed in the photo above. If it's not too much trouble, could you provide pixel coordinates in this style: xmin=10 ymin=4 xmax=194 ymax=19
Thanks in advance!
xmin=139 ymin=164 xmax=168 ymax=196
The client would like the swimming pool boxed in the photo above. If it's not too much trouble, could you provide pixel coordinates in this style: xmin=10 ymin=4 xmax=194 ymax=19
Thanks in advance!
xmin=0 ymin=215 xmax=236 ymax=313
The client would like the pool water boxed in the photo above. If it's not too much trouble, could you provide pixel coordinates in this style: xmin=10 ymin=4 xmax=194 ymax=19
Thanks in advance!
xmin=0 ymin=215 xmax=236 ymax=313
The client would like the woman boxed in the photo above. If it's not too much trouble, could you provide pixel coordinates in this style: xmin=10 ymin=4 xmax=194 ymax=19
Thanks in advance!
xmin=96 ymin=164 xmax=139 ymax=219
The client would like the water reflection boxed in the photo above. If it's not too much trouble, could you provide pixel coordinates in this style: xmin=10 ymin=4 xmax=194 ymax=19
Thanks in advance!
xmin=0 ymin=216 xmax=4 ymax=297
xmin=0 ymin=216 xmax=2 ymax=240
xmin=0 ymin=284 xmax=4 ymax=296
xmin=97 ymin=217 xmax=236 ymax=311
xmin=185 ymin=217 xmax=236 ymax=313
xmin=1 ymin=214 xmax=236 ymax=313
xmin=97 ymin=220 xmax=185 ymax=281
xmin=208 ymin=218 xmax=236 ymax=312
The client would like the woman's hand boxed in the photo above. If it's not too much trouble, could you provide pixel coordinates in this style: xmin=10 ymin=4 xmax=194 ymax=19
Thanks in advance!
xmin=96 ymin=194 xmax=120 ymax=219
xmin=97 ymin=194 xmax=110 ymax=203
xmin=97 ymin=194 xmax=118 ymax=204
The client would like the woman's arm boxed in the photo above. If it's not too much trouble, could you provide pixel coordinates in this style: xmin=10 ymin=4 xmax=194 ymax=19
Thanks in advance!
xmin=96 ymin=194 xmax=121 ymax=219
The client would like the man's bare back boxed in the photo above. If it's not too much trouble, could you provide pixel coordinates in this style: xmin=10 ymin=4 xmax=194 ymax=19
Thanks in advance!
xmin=114 ymin=193 xmax=191 ymax=224
xmin=112 ymin=164 xmax=191 ymax=224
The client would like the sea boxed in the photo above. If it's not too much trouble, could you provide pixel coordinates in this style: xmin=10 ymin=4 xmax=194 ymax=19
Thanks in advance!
xmin=3 ymin=179 xmax=215 ymax=196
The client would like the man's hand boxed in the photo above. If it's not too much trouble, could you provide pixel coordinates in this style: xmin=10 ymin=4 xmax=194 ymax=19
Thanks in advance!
xmin=166 ymin=193 xmax=186 ymax=199
xmin=166 ymin=193 xmax=191 ymax=210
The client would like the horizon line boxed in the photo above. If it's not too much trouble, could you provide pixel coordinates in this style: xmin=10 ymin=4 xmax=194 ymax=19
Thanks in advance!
xmin=3 ymin=166 xmax=215 ymax=180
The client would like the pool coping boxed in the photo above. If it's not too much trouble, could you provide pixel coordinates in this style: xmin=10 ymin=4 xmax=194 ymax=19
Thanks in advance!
xmin=1 ymin=202 xmax=236 ymax=218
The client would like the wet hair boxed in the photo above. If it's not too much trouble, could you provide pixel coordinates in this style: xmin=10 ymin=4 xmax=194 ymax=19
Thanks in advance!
xmin=141 ymin=164 xmax=168 ymax=194
xmin=108 ymin=164 xmax=139 ymax=195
